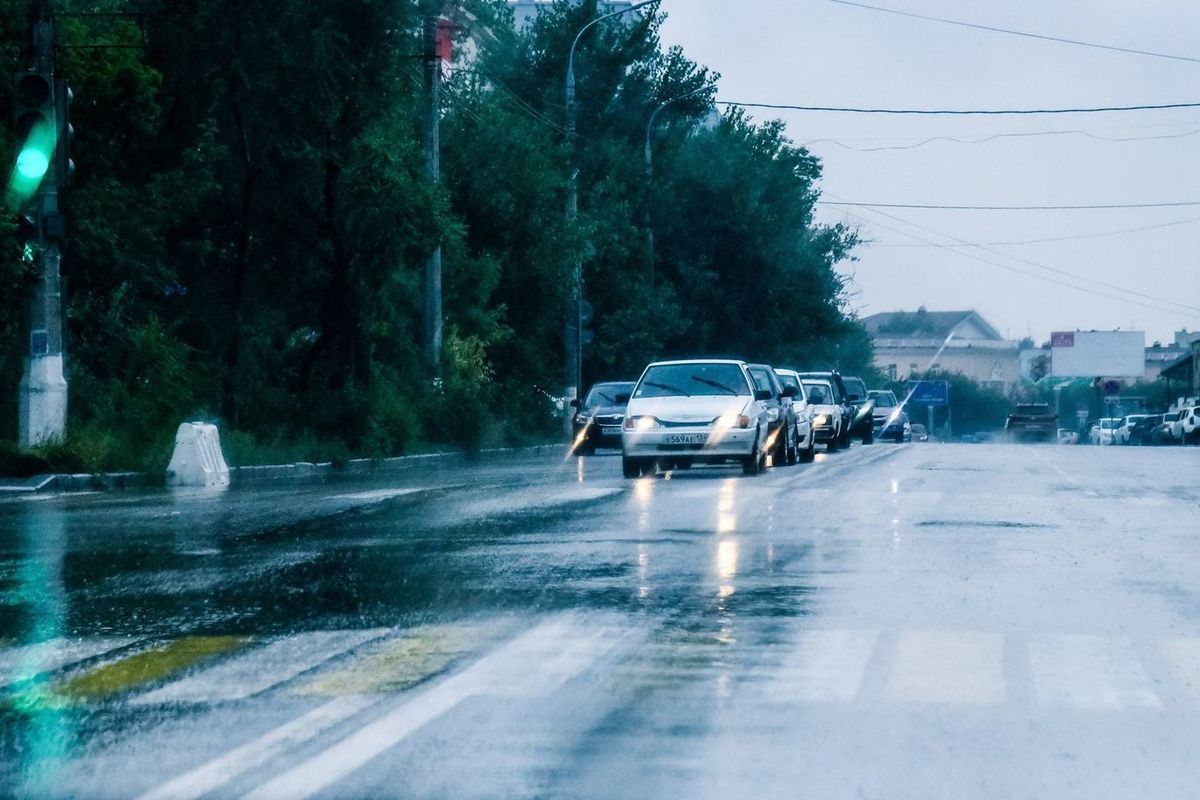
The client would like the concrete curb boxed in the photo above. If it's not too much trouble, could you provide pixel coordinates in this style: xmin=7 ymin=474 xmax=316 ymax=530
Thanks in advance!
xmin=0 ymin=444 xmax=568 ymax=495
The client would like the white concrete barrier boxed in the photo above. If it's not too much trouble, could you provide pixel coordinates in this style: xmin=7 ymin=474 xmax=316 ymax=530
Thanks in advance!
xmin=166 ymin=423 xmax=230 ymax=488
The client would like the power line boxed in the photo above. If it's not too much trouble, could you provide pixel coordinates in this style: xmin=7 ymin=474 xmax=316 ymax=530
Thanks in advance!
xmin=873 ymin=216 xmax=1200 ymax=248
xmin=825 ymin=0 xmax=1200 ymax=65
xmin=802 ymin=126 xmax=1200 ymax=153
xmin=821 ymin=200 xmax=1200 ymax=211
xmin=834 ymin=202 xmax=1200 ymax=317
xmin=716 ymin=100 xmax=1200 ymax=116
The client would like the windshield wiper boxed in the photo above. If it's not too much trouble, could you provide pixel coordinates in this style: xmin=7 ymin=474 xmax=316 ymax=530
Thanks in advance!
xmin=691 ymin=375 xmax=738 ymax=395
xmin=643 ymin=381 xmax=690 ymax=396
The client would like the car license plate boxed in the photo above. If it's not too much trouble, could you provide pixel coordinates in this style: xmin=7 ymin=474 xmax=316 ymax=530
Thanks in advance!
xmin=601 ymin=426 xmax=620 ymax=435
xmin=662 ymin=433 xmax=708 ymax=445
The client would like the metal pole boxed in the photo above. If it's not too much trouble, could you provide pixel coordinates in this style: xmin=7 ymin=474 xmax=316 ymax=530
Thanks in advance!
xmin=422 ymin=8 xmax=443 ymax=381
xmin=564 ymin=0 xmax=660 ymax=435
xmin=17 ymin=0 xmax=67 ymax=448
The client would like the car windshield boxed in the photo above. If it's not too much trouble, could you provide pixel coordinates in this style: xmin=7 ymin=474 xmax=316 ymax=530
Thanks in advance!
xmin=583 ymin=383 xmax=633 ymax=407
xmin=777 ymin=373 xmax=803 ymax=396
xmin=870 ymin=392 xmax=896 ymax=408
xmin=1101 ymin=419 xmax=1118 ymax=429
xmin=803 ymin=382 xmax=832 ymax=404
xmin=1014 ymin=405 xmax=1050 ymax=414
xmin=634 ymin=363 xmax=749 ymax=398
xmin=843 ymin=378 xmax=867 ymax=398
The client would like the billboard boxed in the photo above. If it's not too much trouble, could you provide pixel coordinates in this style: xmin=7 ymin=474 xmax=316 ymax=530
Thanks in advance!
xmin=905 ymin=380 xmax=949 ymax=406
xmin=1050 ymin=330 xmax=1144 ymax=378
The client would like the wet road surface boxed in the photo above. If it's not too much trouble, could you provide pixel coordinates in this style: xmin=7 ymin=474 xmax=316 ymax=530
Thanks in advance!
xmin=2 ymin=443 xmax=1199 ymax=798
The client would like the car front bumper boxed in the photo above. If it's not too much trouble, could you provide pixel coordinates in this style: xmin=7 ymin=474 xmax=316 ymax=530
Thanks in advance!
xmin=623 ymin=427 xmax=759 ymax=459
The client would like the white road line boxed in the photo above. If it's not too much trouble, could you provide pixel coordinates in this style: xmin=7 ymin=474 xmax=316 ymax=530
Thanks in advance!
xmin=1160 ymin=637 xmax=1200 ymax=701
xmin=133 ymin=694 xmax=377 ymax=800
xmin=326 ymin=488 xmax=429 ymax=503
xmin=241 ymin=615 xmax=624 ymax=800
xmin=0 ymin=637 xmax=140 ymax=683
xmin=131 ymin=629 xmax=388 ymax=706
xmin=887 ymin=630 xmax=1006 ymax=705
xmin=1029 ymin=635 xmax=1159 ymax=710
xmin=766 ymin=629 xmax=878 ymax=702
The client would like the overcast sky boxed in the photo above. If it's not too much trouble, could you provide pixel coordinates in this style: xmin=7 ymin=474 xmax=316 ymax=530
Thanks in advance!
xmin=657 ymin=0 xmax=1200 ymax=345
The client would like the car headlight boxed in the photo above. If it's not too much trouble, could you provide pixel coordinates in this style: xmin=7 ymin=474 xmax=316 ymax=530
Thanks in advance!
xmin=625 ymin=415 xmax=660 ymax=431
xmin=574 ymin=414 xmax=589 ymax=425
xmin=815 ymin=414 xmax=830 ymax=425
xmin=713 ymin=413 xmax=751 ymax=429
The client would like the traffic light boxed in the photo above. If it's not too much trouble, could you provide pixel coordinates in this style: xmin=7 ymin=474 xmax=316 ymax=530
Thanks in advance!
xmin=10 ymin=69 xmax=57 ymax=203
xmin=55 ymin=79 xmax=73 ymax=187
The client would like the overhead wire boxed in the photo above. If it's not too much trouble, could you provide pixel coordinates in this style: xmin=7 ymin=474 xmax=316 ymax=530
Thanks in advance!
xmin=824 ymin=0 xmax=1200 ymax=65
xmin=820 ymin=200 xmax=1200 ymax=211
xmin=802 ymin=126 xmax=1200 ymax=152
xmin=873 ymin=216 xmax=1200 ymax=248
xmin=830 ymin=199 xmax=1200 ymax=316
xmin=716 ymin=100 xmax=1200 ymax=116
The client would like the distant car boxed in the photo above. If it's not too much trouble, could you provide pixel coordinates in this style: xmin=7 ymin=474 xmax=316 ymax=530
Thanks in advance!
xmin=796 ymin=372 xmax=860 ymax=447
xmin=775 ymin=368 xmax=816 ymax=463
xmin=571 ymin=381 xmax=635 ymax=454
xmin=1005 ymin=403 xmax=1057 ymax=442
xmin=1056 ymin=428 xmax=1078 ymax=445
xmin=1173 ymin=406 xmax=1200 ymax=444
xmin=1152 ymin=413 xmax=1180 ymax=445
xmin=1089 ymin=417 xmax=1120 ymax=445
xmin=973 ymin=431 xmax=995 ymax=444
xmin=621 ymin=359 xmax=775 ymax=478
xmin=1129 ymin=414 xmax=1164 ymax=446
xmin=840 ymin=375 xmax=876 ymax=444
xmin=1115 ymin=414 xmax=1151 ymax=445
xmin=960 ymin=434 xmax=976 ymax=444
xmin=909 ymin=423 xmax=929 ymax=442
xmin=868 ymin=389 xmax=910 ymax=442
xmin=801 ymin=378 xmax=845 ymax=452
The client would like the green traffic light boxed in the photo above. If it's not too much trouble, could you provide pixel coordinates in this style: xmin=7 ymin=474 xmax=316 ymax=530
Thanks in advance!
xmin=17 ymin=148 xmax=50 ymax=181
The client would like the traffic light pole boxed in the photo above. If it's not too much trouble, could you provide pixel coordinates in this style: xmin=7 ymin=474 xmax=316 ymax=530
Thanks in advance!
xmin=17 ymin=1 xmax=67 ymax=448
xmin=422 ymin=5 xmax=443 ymax=382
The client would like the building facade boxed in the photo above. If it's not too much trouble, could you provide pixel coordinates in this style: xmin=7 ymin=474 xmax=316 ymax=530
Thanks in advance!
xmin=863 ymin=309 xmax=1021 ymax=394
xmin=511 ymin=0 xmax=635 ymax=28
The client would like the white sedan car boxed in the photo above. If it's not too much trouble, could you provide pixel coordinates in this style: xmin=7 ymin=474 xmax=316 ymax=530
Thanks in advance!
xmin=621 ymin=359 xmax=775 ymax=477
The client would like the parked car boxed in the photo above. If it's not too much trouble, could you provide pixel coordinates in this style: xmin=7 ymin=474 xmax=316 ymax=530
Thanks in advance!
xmin=1056 ymin=428 xmax=1079 ymax=445
xmin=1172 ymin=405 xmax=1200 ymax=444
xmin=746 ymin=363 xmax=797 ymax=466
xmin=1005 ymin=403 xmax=1057 ymax=442
xmin=1089 ymin=418 xmax=1120 ymax=445
xmin=774 ymin=368 xmax=816 ymax=462
xmin=800 ymin=377 xmax=845 ymax=452
xmin=1151 ymin=414 xmax=1179 ymax=445
xmin=796 ymin=372 xmax=857 ymax=447
xmin=571 ymin=381 xmax=635 ymax=454
xmin=621 ymin=359 xmax=775 ymax=478
xmin=909 ymin=423 xmax=929 ymax=442
xmin=840 ymin=375 xmax=876 ymax=444
xmin=1115 ymin=414 xmax=1152 ymax=445
xmin=973 ymin=431 xmax=995 ymax=443
xmin=1129 ymin=414 xmax=1164 ymax=446
xmin=868 ymin=389 xmax=910 ymax=442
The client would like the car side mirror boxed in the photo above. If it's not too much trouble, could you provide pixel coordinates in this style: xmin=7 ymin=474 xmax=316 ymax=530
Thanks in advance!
xmin=569 ymin=398 xmax=581 ymax=408
xmin=781 ymin=386 xmax=798 ymax=398
xmin=614 ymin=392 xmax=630 ymax=404
xmin=754 ymin=389 xmax=773 ymax=401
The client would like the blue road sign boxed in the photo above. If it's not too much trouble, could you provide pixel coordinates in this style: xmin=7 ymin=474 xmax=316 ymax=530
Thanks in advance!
xmin=906 ymin=380 xmax=950 ymax=406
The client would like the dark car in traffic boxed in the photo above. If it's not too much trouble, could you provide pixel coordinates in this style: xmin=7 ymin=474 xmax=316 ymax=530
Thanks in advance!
xmin=1005 ymin=403 xmax=1057 ymax=442
xmin=868 ymin=389 xmax=910 ymax=442
xmin=571 ymin=381 xmax=635 ymax=454
xmin=796 ymin=372 xmax=869 ymax=447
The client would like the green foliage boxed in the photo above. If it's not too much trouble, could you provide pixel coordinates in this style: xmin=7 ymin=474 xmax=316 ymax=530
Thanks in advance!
xmin=1 ymin=0 xmax=868 ymax=472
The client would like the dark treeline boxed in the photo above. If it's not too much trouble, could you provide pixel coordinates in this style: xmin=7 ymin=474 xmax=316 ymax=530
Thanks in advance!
xmin=0 ymin=0 xmax=869 ymax=470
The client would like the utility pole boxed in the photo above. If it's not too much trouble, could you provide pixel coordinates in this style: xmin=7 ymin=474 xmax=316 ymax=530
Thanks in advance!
xmin=422 ymin=3 xmax=444 ymax=381
xmin=16 ymin=0 xmax=67 ymax=448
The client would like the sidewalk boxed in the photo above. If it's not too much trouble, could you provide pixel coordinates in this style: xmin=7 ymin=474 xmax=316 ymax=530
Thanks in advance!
xmin=0 ymin=443 xmax=568 ymax=495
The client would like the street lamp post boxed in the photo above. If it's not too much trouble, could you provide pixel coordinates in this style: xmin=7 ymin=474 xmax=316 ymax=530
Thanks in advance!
xmin=643 ymin=86 xmax=705 ymax=287
xmin=563 ymin=0 xmax=661 ymax=434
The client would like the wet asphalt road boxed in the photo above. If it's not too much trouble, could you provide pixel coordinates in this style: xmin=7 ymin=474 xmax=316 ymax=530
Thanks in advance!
xmin=2 ymin=442 xmax=1199 ymax=799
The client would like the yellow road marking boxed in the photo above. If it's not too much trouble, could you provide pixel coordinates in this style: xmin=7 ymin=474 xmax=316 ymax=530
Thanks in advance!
xmin=56 ymin=636 xmax=249 ymax=700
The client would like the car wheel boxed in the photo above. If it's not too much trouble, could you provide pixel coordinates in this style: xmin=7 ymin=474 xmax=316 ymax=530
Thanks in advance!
xmin=622 ymin=457 xmax=642 ymax=479
xmin=800 ymin=435 xmax=815 ymax=462
xmin=862 ymin=427 xmax=874 ymax=445
xmin=826 ymin=435 xmax=839 ymax=452
xmin=784 ymin=427 xmax=798 ymax=466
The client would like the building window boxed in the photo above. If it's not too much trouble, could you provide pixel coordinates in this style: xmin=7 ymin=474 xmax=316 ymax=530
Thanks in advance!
xmin=887 ymin=364 xmax=897 ymax=381
xmin=910 ymin=363 xmax=919 ymax=374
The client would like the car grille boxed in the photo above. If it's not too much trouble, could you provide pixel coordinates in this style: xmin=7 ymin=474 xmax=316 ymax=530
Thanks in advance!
xmin=593 ymin=414 xmax=623 ymax=426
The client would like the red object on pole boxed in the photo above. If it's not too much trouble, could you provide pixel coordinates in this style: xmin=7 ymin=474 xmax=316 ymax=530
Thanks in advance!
xmin=436 ymin=18 xmax=453 ymax=63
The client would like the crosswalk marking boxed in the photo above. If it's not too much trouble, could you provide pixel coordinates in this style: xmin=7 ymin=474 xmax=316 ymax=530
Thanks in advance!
xmin=56 ymin=636 xmax=250 ymax=701
xmin=241 ymin=615 xmax=624 ymax=800
xmin=1160 ymin=637 xmax=1200 ymax=700
xmin=1029 ymin=635 xmax=1159 ymax=710
xmin=0 ymin=637 xmax=139 ymax=685
xmin=766 ymin=629 xmax=877 ymax=702
xmin=132 ymin=629 xmax=388 ymax=706
xmin=887 ymin=630 xmax=1006 ymax=705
